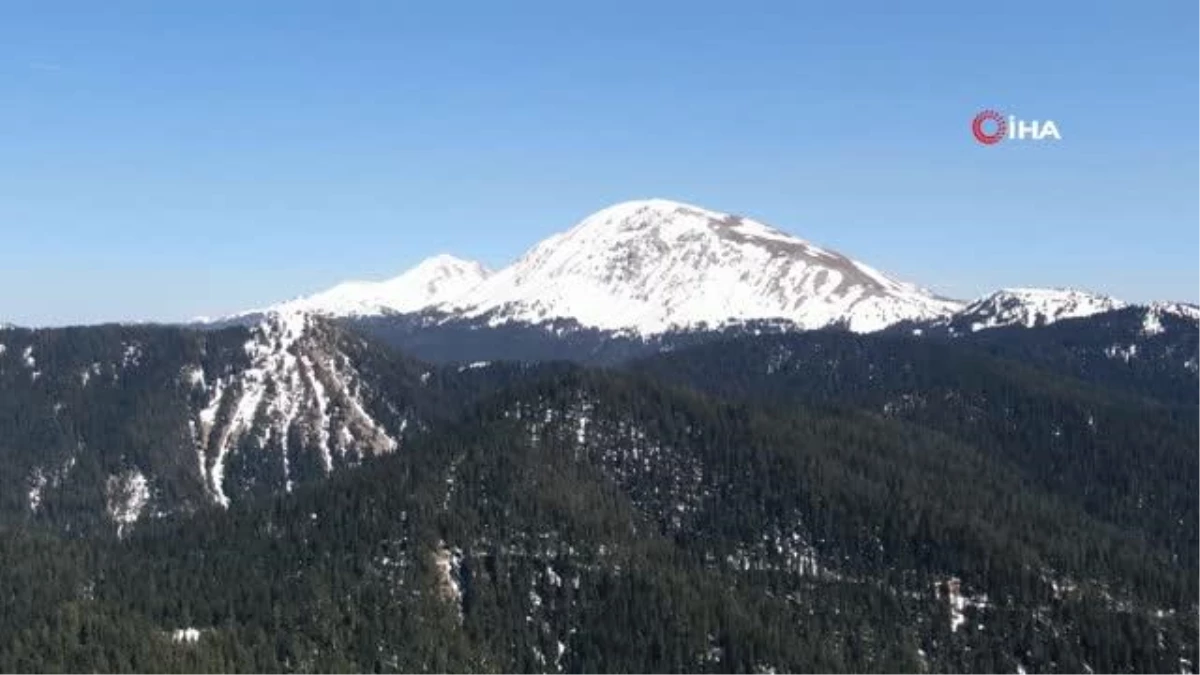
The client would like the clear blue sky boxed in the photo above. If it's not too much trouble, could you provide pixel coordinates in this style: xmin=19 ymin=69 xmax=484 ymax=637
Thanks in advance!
xmin=2 ymin=0 xmax=1196 ymax=325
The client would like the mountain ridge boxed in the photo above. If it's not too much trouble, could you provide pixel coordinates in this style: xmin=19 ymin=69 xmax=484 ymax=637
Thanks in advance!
xmin=228 ymin=199 xmax=1188 ymax=340
xmin=0 ymin=313 xmax=435 ymax=534
xmin=248 ymin=254 xmax=491 ymax=319
xmin=3 ymin=323 xmax=1195 ymax=673
xmin=924 ymin=287 xmax=1128 ymax=335
xmin=443 ymin=198 xmax=963 ymax=333
xmin=248 ymin=199 xmax=966 ymax=334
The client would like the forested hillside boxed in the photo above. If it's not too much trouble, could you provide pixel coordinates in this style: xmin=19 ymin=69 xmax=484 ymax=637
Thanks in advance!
xmin=0 ymin=316 xmax=500 ymax=536
xmin=0 ymin=338 xmax=1195 ymax=673
xmin=631 ymin=332 xmax=1199 ymax=569
xmin=890 ymin=304 xmax=1200 ymax=406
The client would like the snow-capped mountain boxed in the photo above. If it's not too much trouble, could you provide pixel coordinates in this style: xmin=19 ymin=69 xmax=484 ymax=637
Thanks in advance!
xmin=224 ymin=199 xmax=1191 ymax=345
xmin=1143 ymin=301 xmax=1200 ymax=334
xmin=443 ymin=199 xmax=962 ymax=333
xmin=928 ymin=288 xmax=1127 ymax=335
xmin=260 ymin=254 xmax=491 ymax=318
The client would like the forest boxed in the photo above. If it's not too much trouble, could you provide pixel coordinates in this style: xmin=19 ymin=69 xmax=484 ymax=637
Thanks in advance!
xmin=0 ymin=320 xmax=1195 ymax=673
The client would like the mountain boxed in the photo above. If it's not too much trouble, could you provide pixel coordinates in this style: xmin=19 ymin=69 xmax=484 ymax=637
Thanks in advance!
xmin=182 ymin=311 xmax=411 ymax=507
xmin=441 ymin=199 xmax=962 ymax=334
xmin=349 ymin=299 xmax=1200 ymax=378
xmin=254 ymin=254 xmax=491 ymax=318
xmin=630 ymin=330 xmax=1199 ymax=564
xmin=0 ymin=312 xmax=437 ymax=535
xmin=2 ymin=358 xmax=1195 ymax=673
xmin=919 ymin=303 xmax=1200 ymax=405
xmin=226 ymin=201 xmax=1189 ymax=351
xmin=1145 ymin=300 xmax=1200 ymax=329
xmin=203 ymin=198 xmax=1194 ymax=383
xmin=226 ymin=198 xmax=963 ymax=335
xmin=915 ymin=288 xmax=1127 ymax=336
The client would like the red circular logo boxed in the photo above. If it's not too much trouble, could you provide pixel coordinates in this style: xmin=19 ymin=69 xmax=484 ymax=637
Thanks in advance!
xmin=972 ymin=110 xmax=1007 ymax=145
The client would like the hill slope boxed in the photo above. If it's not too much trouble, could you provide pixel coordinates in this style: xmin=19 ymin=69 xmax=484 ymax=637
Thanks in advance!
xmin=1 ymin=365 xmax=1194 ymax=673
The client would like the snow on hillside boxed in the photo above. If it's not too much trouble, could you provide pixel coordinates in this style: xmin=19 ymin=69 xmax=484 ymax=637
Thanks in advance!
xmin=105 ymin=470 xmax=151 ymax=538
xmin=258 ymin=254 xmax=491 ymax=318
xmin=951 ymin=288 xmax=1127 ymax=332
xmin=444 ymin=199 xmax=962 ymax=334
xmin=219 ymin=199 xmax=1193 ymax=341
xmin=192 ymin=310 xmax=400 ymax=506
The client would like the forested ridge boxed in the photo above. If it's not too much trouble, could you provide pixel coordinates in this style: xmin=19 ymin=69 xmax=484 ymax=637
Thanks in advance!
xmin=888 ymin=305 xmax=1200 ymax=406
xmin=0 ymin=321 xmax=1195 ymax=673
xmin=630 ymin=331 xmax=1199 ymax=569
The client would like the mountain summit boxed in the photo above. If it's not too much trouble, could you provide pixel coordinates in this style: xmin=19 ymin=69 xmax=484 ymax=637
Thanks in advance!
xmin=932 ymin=287 xmax=1128 ymax=334
xmin=445 ymin=199 xmax=962 ymax=333
xmin=266 ymin=254 xmax=491 ymax=317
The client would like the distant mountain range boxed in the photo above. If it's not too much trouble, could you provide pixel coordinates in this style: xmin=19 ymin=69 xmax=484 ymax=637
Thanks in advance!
xmin=238 ymin=254 xmax=492 ymax=319
xmin=230 ymin=199 xmax=1191 ymax=340
xmin=4 ymin=198 xmax=1186 ymax=340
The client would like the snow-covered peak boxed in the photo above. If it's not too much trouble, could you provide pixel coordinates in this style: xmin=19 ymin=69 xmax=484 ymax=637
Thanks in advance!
xmin=955 ymin=288 xmax=1126 ymax=332
xmin=263 ymin=254 xmax=491 ymax=318
xmin=1139 ymin=302 xmax=1200 ymax=336
xmin=1146 ymin=301 xmax=1200 ymax=323
xmin=445 ymin=199 xmax=962 ymax=334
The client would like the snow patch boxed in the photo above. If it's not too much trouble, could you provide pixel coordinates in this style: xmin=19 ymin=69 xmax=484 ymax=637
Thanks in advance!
xmin=105 ymin=470 xmax=151 ymax=538
xmin=121 ymin=341 xmax=142 ymax=368
xmin=27 ymin=457 xmax=76 ymax=514
xmin=170 ymin=628 xmax=202 ymax=644
xmin=27 ymin=469 xmax=48 ymax=513
xmin=1105 ymin=343 xmax=1138 ymax=362
xmin=433 ymin=542 xmax=465 ymax=622
xmin=938 ymin=577 xmax=989 ymax=633
xmin=80 ymin=362 xmax=102 ymax=386
xmin=1142 ymin=309 xmax=1164 ymax=336
xmin=182 ymin=365 xmax=205 ymax=388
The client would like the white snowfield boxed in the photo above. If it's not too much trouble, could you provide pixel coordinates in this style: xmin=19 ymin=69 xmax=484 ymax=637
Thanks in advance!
xmin=234 ymin=198 xmax=1189 ymax=337
xmin=444 ymin=199 xmax=962 ymax=334
xmin=250 ymin=199 xmax=963 ymax=334
xmin=952 ymin=288 xmax=1128 ymax=332
xmin=255 ymin=254 xmax=491 ymax=318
